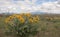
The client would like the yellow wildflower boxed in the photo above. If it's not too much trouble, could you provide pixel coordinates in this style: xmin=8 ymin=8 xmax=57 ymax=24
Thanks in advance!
xmin=20 ymin=13 xmax=24 ymax=16
xmin=33 ymin=17 xmax=39 ymax=22
xmin=16 ymin=15 xmax=22 ymax=19
xmin=18 ymin=17 xmax=25 ymax=23
xmin=29 ymin=18 xmax=33 ymax=23
xmin=34 ymin=16 xmax=39 ymax=21
xmin=25 ymin=13 xmax=31 ymax=17
xmin=34 ymin=20 xmax=38 ymax=22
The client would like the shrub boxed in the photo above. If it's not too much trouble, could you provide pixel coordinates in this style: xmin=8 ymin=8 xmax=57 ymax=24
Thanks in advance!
xmin=5 ymin=13 xmax=39 ymax=37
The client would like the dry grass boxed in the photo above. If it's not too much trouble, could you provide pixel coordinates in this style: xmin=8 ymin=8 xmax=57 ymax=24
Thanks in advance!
xmin=0 ymin=14 xmax=60 ymax=37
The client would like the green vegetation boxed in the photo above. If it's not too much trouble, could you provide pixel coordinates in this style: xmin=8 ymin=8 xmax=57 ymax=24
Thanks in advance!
xmin=0 ymin=14 xmax=60 ymax=37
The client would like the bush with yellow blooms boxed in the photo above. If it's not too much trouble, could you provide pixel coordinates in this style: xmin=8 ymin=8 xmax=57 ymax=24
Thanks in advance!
xmin=5 ymin=13 xmax=40 ymax=37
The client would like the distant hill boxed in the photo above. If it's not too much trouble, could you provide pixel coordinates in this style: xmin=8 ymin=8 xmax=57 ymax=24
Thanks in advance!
xmin=31 ymin=11 xmax=47 ymax=14
xmin=0 ymin=11 xmax=60 ymax=15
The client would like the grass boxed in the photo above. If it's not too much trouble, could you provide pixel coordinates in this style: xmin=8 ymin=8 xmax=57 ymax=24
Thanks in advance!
xmin=0 ymin=14 xmax=60 ymax=37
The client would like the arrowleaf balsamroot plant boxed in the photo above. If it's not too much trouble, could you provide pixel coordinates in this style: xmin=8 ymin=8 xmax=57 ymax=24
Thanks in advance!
xmin=5 ymin=13 xmax=40 ymax=37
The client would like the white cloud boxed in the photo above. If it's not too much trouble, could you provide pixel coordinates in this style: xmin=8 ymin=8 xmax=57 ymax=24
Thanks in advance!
xmin=0 ymin=0 xmax=60 ymax=14
xmin=0 ymin=0 xmax=32 ymax=13
xmin=38 ymin=1 xmax=60 ymax=14
xmin=0 ymin=0 xmax=38 ymax=13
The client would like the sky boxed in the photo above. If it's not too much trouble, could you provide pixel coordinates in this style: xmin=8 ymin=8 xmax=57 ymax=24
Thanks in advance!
xmin=0 ymin=0 xmax=60 ymax=14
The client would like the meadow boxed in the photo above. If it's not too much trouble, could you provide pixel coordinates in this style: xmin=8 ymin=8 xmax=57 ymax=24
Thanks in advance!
xmin=0 ymin=14 xmax=60 ymax=37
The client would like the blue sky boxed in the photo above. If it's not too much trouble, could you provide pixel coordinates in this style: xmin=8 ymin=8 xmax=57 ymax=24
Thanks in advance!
xmin=12 ymin=0 xmax=57 ymax=4
xmin=0 ymin=0 xmax=60 ymax=14
xmin=5 ymin=0 xmax=57 ymax=5
xmin=36 ymin=0 xmax=57 ymax=4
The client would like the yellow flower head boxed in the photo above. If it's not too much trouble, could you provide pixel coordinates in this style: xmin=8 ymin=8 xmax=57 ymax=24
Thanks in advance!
xmin=29 ymin=18 xmax=33 ymax=23
xmin=19 ymin=17 xmax=25 ymax=23
xmin=35 ymin=16 xmax=39 ymax=20
xmin=5 ymin=13 xmax=39 ymax=24
xmin=25 ymin=13 xmax=31 ymax=17
xmin=17 ymin=15 xmax=23 ymax=18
